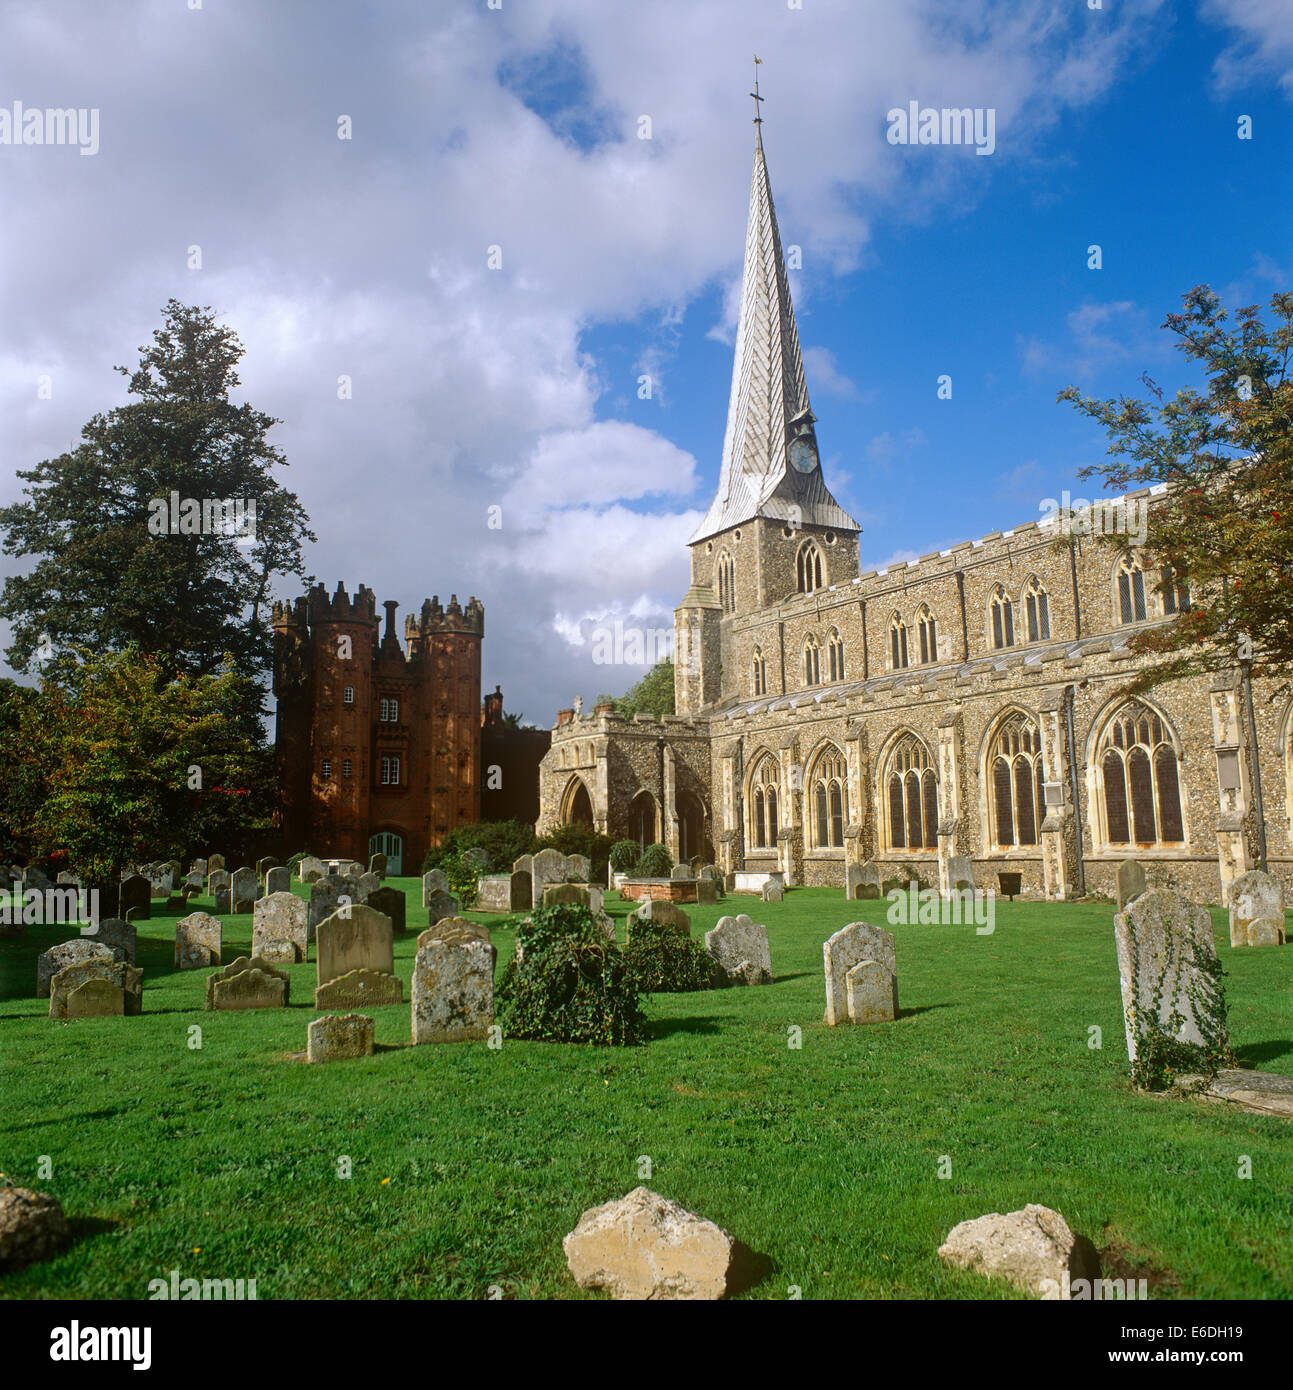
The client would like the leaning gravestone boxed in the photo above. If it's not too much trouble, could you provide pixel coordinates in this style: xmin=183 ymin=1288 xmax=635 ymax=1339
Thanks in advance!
xmin=705 ymin=914 xmax=773 ymax=986
xmin=175 ymin=911 xmax=222 ymax=969
xmin=307 ymin=1013 xmax=374 ymax=1064
xmin=1228 ymin=869 xmax=1285 ymax=948
xmin=265 ymin=866 xmax=290 ymax=896
xmin=314 ymin=905 xmax=401 ymax=1007
xmin=49 ymin=959 xmax=142 ymax=1018
xmin=412 ymin=919 xmax=495 ymax=1044
xmin=230 ymin=866 xmax=261 ymax=914
xmin=823 ymin=923 xmax=897 ymax=1026
xmin=422 ymin=869 xmax=449 ymax=908
xmin=206 ymin=957 xmax=289 ymax=1011
xmin=37 ymin=938 xmax=119 ymax=998
xmin=252 ymin=892 xmax=309 ymax=964
xmin=356 ymin=871 xmax=381 ymax=902
xmin=368 ymin=851 xmax=387 ymax=877
xmin=297 ymin=856 xmax=326 ymax=883
xmin=1116 ymin=858 xmax=1147 ymax=910
xmin=947 ymin=856 xmax=974 ymax=892
xmin=86 ymin=918 xmax=136 ymax=964
xmin=1113 ymin=888 xmax=1229 ymax=1078
xmin=119 ymin=873 xmax=150 ymax=921
xmin=366 ymin=885 xmax=406 ymax=935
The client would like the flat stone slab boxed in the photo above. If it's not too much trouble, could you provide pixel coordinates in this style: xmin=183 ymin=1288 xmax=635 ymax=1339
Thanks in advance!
xmin=1172 ymin=1069 xmax=1293 ymax=1119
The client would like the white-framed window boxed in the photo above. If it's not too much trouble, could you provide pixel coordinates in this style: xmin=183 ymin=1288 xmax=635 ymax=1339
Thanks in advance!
xmin=343 ymin=686 xmax=355 ymax=705
xmin=380 ymin=755 xmax=400 ymax=787
xmin=379 ymin=697 xmax=399 ymax=723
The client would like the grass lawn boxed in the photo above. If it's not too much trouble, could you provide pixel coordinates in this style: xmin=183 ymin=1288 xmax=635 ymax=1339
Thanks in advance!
xmin=1 ymin=882 xmax=1290 ymax=1300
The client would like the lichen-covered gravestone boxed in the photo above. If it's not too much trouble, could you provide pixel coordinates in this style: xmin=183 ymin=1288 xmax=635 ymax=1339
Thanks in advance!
xmin=265 ymin=866 xmax=290 ymax=896
xmin=424 ymin=889 xmax=459 ymax=923
xmin=823 ymin=923 xmax=897 ymax=1026
xmin=566 ymin=854 xmax=591 ymax=883
xmin=627 ymin=900 xmax=691 ymax=941
xmin=531 ymin=848 xmax=567 ymax=904
xmin=421 ymin=868 xmax=449 ymax=908
xmin=230 ymin=866 xmax=261 ymax=914
xmin=314 ymin=904 xmax=401 ymax=1007
xmin=543 ymin=883 xmax=591 ymax=910
xmin=475 ymin=876 xmax=513 ymax=912
xmin=175 ymin=911 xmax=222 ymax=969
xmin=49 ymin=959 xmax=142 ymax=1018
xmin=1113 ymin=888 xmax=1230 ymax=1084
xmin=307 ymin=1013 xmax=374 ymax=1063
xmin=761 ymin=878 xmax=783 ymax=903
xmin=86 ymin=918 xmax=136 ymax=964
xmin=297 ymin=856 xmax=326 ymax=883
xmin=1228 ymin=869 xmax=1285 ymax=948
xmin=205 ymin=956 xmax=289 ymax=1010
xmin=37 ymin=938 xmax=120 ymax=997
xmin=705 ymin=914 xmax=773 ymax=986
xmin=208 ymin=868 xmax=231 ymax=897
xmin=309 ymin=875 xmax=359 ymax=937
xmin=356 ymin=871 xmax=381 ymax=902
xmin=412 ymin=919 xmax=495 ymax=1044
xmin=1116 ymin=858 xmax=1147 ymax=910
xmin=252 ymin=892 xmax=309 ymax=964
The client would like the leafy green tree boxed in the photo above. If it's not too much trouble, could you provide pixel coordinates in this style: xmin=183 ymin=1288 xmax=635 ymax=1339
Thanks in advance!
xmin=597 ymin=657 xmax=674 ymax=720
xmin=534 ymin=823 xmax=613 ymax=884
xmin=5 ymin=649 xmax=272 ymax=898
xmin=1059 ymin=286 xmax=1292 ymax=688
xmin=0 ymin=678 xmax=46 ymax=862
xmin=0 ymin=301 xmax=315 ymax=690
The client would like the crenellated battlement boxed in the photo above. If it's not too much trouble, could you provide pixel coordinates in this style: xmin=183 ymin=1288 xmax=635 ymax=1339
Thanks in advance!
xmin=406 ymin=593 xmax=485 ymax=639
xmin=301 ymin=580 xmax=379 ymax=627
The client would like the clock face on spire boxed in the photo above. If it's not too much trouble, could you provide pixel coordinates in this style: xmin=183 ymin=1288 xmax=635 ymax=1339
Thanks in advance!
xmin=788 ymin=434 xmax=818 ymax=473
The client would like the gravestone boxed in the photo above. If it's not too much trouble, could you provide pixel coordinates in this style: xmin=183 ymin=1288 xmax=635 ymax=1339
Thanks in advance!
xmin=846 ymin=960 xmax=898 ymax=1025
xmin=1228 ymin=869 xmax=1285 ymax=948
xmin=208 ymin=854 xmax=226 ymax=874
xmin=1116 ymin=859 xmax=1147 ymax=910
xmin=146 ymin=865 xmax=173 ymax=900
xmin=627 ymin=900 xmax=691 ymax=941
xmin=184 ymin=870 xmax=204 ymax=892
xmin=531 ymin=849 xmax=567 ymax=905
xmin=412 ymin=919 xmax=496 ymax=1043
xmin=213 ymin=888 xmax=232 ymax=916
xmin=823 ymin=923 xmax=897 ymax=1026
xmin=356 ymin=871 xmax=381 ymax=901
xmin=689 ymin=856 xmax=704 ymax=875
xmin=37 ymin=938 xmax=119 ymax=997
xmin=425 ymin=889 xmax=459 ymax=923
xmin=366 ymin=885 xmax=407 ymax=935
xmin=308 ymin=1013 xmax=374 ymax=1063
xmin=670 ymin=864 xmax=691 ymax=880
xmin=175 ymin=911 xmax=222 ymax=969
xmin=847 ymin=861 xmax=883 ymax=900
xmin=49 ymin=959 xmax=142 ymax=1018
xmin=475 ymin=876 xmax=512 ymax=912
xmin=511 ymin=869 xmax=532 ymax=908
xmin=696 ymin=878 xmax=719 ymax=905
xmin=762 ymin=878 xmax=784 ymax=903
xmin=315 ymin=905 xmax=400 ymax=1007
xmin=704 ymin=914 xmax=773 ymax=986
xmin=297 ymin=856 xmax=326 ymax=883
xmin=309 ymin=875 xmax=360 ymax=936
xmin=230 ymin=866 xmax=261 ymax=914
xmin=422 ymin=869 xmax=450 ymax=908
xmin=189 ymin=858 xmax=208 ymax=878
xmin=119 ymin=873 xmax=150 ymax=921
xmin=65 ymin=977 xmax=125 ymax=1018
xmin=368 ymin=851 xmax=387 ymax=877
xmin=86 ymin=918 xmax=136 ymax=964
xmin=543 ymin=883 xmax=591 ymax=910
xmin=208 ymin=868 xmax=231 ymax=896
xmin=252 ymin=892 xmax=309 ymax=964
xmin=699 ymin=864 xmax=722 ymax=881
xmin=1113 ymin=888 xmax=1228 ymax=1075
xmin=256 ymin=855 xmax=275 ymax=884
xmin=265 ymin=866 xmax=290 ymax=896
xmin=461 ymin=847 xmax=491 ymax=875
xmin=206 ymin=957 xmax=289 ymax=1011
xmin=567 ymin=854 xmax=591 ymax=883
xmin=947 ymin=856 xmax=975 ymax=892
xmin=512 ymin=854 xmax=534 ymax=879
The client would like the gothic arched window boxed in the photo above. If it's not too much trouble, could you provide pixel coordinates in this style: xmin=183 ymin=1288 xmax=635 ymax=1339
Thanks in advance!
xmin=1023 ymin=577 xmax=1050 ymax=643
xmin=1161 ymin=565 xmax=1190 ymax=616
xmin=827 ymin=628 xmax=845 ymax=682
xmin=808 ymin=745 xmax=848 ymax=849
xmin=988 ymin=711 xmax=1044 ymax=848
xmin=748 ymin=755 xmax=780 ymax=850
xmin=883 ymin=733 xmax=938 ymax=851
xmin=797 ymin=542 xmax=823 ymax=594
xmin=1098 ymin=703 xmax=1185 ymax=847
xmin=916 ymin=605 xmax=938 ymax=664
xmin=889 ymin=613 xmax=909 ymax=670
xmin=990 ymin=586 xmax=1015 ymax=649
xmin=752 ymin=645 xmax=767 ymax=696
xmin=803 ymin=634 xmax=821 ymax=687
xmin=716 ymin=550 xmax=736 ymax=613
xmin=1116 ymin=553 xmax=1147 ymax=625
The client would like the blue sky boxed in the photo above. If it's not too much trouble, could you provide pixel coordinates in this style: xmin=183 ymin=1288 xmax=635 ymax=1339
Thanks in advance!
xmin=0 ymin=0 xmax=1289 ymax=718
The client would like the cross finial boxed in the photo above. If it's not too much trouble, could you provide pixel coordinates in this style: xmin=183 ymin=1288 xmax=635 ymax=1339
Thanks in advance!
xmin=750 ymin=54 xmax=764 ymax=128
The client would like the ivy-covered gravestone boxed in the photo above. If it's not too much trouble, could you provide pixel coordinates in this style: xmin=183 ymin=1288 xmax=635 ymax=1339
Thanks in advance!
xmin=1113 ymin=888 xmax=1231 ymax=1089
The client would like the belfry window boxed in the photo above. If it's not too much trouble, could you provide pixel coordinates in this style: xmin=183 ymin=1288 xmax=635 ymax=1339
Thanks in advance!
xmin=827 ymin=629 xmax=845 ymax=682
xmin=1024 ymin=578 xmax=1050 ymax=642
xmin=917 ymin=606 xmax=937 ymax=664
xmin=803 ymin=634 xmax=821 ymax=687
xmin=797 ymin=543 xmax=823 ymax=594
xmin=1117 ymin=555 xmax=1147 ymax=625
xmin=990 ymin=588 xmax=1015 ymax=649
xmin=890 ymin=614 xmax=909 ymax=670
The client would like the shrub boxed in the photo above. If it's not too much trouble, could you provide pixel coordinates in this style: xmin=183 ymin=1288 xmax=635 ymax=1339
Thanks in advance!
xmin=533 ymin=823 xmax=614 ymax=885
xmin=423 ymin=820 xmax=537 ymax=877
xmin=496 ymin=904 xmax=646 ymax=1046
xmin=419 ymin=845 xmax=480 ymax=908
xmin=609 ymin=839 xmax=640 ymax=873
xmin=623 ymin=919 xmax=718 ymax=994
xmin=634 ymin=842 xmax=672 ymax=878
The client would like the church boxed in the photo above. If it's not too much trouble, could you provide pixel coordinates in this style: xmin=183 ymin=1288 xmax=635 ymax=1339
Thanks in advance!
xmin=536 ymin=119 xmax=1291 ymax=905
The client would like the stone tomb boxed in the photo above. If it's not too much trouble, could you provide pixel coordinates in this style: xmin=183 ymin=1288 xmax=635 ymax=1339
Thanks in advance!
xmin=1228 ymin=869 xmax=1285 ymax=948
xmin=823 ymin=923 xmax=897 ymax=1026
xmin=365 ymin=885 xmax=407 ymax=934
xmin=175 ymin=911 xmax=223 ymax=969
xmin=314 ymin=905 xmax=401 ymax=1008
xmin=411 ymin=918 xmax=495 ymax=1044
xmin=206 ymin=956 xmax=289 ymax=1010
xmin=37 ymin=938 xmax=120 ymax=997
xmin=49 ymin=959 xmax=142 ymax=1018
xmin=1113 ymin=888 xmax=1227 ymax=1072
xmin=252 ymin=892 xmax=309 ymax=964
xmin=705 ymin=914 xmax=773 ymax=986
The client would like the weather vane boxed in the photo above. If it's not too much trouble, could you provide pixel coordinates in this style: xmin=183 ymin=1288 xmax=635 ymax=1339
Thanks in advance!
xmin=750 ymin=54 xmax=764 ymax=126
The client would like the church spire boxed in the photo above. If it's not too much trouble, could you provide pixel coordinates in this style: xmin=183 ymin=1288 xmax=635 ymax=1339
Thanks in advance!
xmin=690 ymin=83 xmax=858 ymax=546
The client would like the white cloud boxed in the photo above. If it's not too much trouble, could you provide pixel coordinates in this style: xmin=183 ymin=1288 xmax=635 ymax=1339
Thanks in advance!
xmin=1203 ymin=0 xmax=1293 ymax=96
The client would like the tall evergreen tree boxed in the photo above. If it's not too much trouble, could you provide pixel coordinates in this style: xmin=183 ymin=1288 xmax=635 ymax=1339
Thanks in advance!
xmin=0 ymin=300 xmax=315 ymax=684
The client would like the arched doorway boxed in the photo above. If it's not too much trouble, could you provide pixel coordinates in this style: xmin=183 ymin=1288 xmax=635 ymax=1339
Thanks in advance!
xmin=628 ymin=791 xmax=657 ymax=849
xmin=369 ymin=831 xmax=403 ymax=875
xmin=677 ymin=791 xmax=708 ymax=863
xmin=562 ymin=778 xmax=594 ymax=828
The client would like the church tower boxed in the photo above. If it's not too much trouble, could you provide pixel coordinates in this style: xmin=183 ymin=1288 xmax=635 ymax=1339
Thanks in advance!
xmin=676 ymin=89 xmax=860 ymax=714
